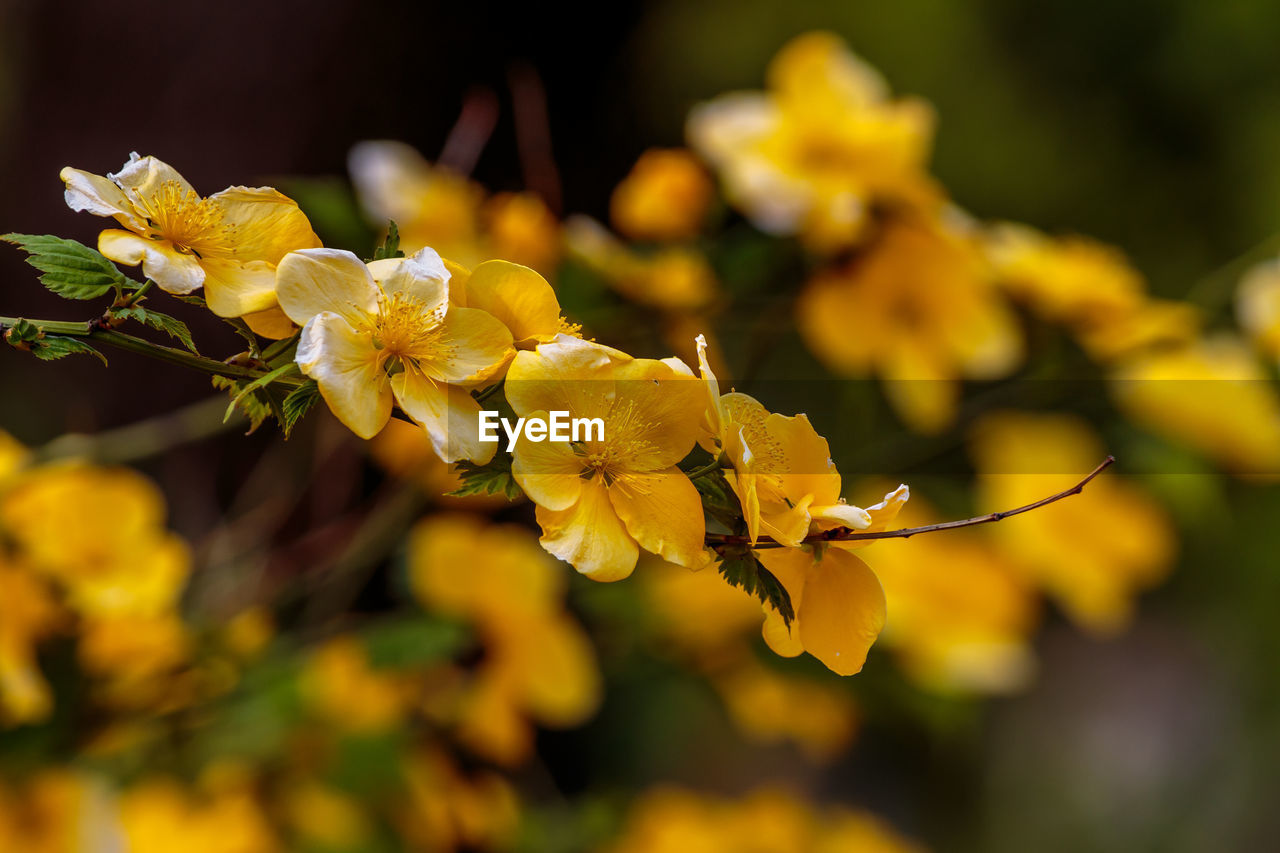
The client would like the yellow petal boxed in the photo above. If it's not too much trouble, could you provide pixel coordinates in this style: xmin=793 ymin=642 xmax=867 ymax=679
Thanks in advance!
xmin=535 ymin=478 xmax=638 ymax=581
xmin=506 ymin=337 xmax=626 ymax=419
xmin=798 ymin=550 xmax=886 ymax=676
xmin=296 ymin=312 xmax=390 ymax=439
xmin=755 ymin=547 xmax=812 ymax=657
xmin=60 ymin=166 xmax=143 ymax=229
xmin=608 ymin=468 xmax=706 ymax=568
xmin=276 ymin=248 xmax=380 ymax=328
xmin=391 ymin=368 xmax=495 ymax=464
xmin=510 ymin=616 xmax=601 ymax=726
xmin=610 ymin=357 xmax=706 ymax=470
xmin=763 ymin=411 xmax=844 ymax=507
xmin=443 ymin=258 xmax=471 ymax=306
xmin=369 ymin=248 xmax=450 ymax=312
xmin=206 ymin=186 xmax=320 ymax=262
xmin=201 ymin=259 xmax=278 ymax=317
xmin=511 ymin=415 xmax=585 ymax=511
xmin=414 ymin=306 xmax=514 ymax=385
xmin=99 ymin=230 xmax=204 ymax=295
xmin=241 ymin=305 xmax=297 ymax=339
xmin=464 ymin=260 xmax=563 ymax=346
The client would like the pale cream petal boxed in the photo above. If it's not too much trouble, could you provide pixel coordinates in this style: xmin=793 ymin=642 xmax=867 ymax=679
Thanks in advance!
xmin=207 ymin=186 xmax=321 ymax=263
xmin=201 ymin=258 xmax=278 ymax=317
xmin=348 ymin=140 xmax=436 ymax=224
xmin=608 ymin=468 xmax=706 ymax=568
xmin=369 ymin=247 xmax=451 ymax=312
xmin=99 ymin=230 xmax=204 ymax=294
xmin=60 ymin=166 xmax=143 ymax=228
xmin=809 ymin=502 xmax=872 ymax=531
xmin=110 ymin=153 xmax=197 ymax=201
xmin=512 ymin=415 xmax=585 ymax=511
xmin=535 ymin=480 xmax=638 ymax=581
xmin=296 ymin=312 xmax=390 ymax=439
xmin=391 ymin=368 xmax=495 ymax=464
xmin=464 ymin=260 xmax=563 ymax=346
xmin=275 ymin=248 xmax=380 ymax=327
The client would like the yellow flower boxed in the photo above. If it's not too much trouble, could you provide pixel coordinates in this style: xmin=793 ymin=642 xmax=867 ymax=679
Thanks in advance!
xmin=696 ymin=335 xmax=892 ymax=546
xmin=972 ymin=411 xmax=1175 ymax=633
xmin=688 ymin=31 xmax=939 ymax=252
xmin=397 ymin=748 xmax=519 ymax=851
xmin=484 ymin=191 xmax=562 ymax=274
xmin=565 ymin=216 xmax=719 ymax=311
xmin=350 ymin=141 xmax=563 ymax=275
xmin=61 ymin=153 xmax=319 ymax=323
xmin=120 ymin=775 xmax=279 ymax=853
xmin=447 ymin=257 xmax=579 ymax=348
xmin=275 ymin=247 xmax=514 ymax=458
xmin=797 ymin=214 xmax=1022 ymax=432
xmin=714 ymin=660 xmax=858 ymax=760
xmin=0 ymin=464 xmax=190 ymax=619
xmin=1110 ymin=336 xmax=1280 ymax=476
xmin=610 ymin=148 xmax=713 ymax=242
xmin=410 ymin=514 xmax=600 ymax=765
xmin=1237 ymin=257 xmax=1280 ymax=361
xmin=859 ymin=484 xmax=1038 ymax=694
xmin=300 ymin=636 xmax=409 ymax=733
xmin=507 ymin=336 xmax=709 ymax=580
xmin=0 ymin=772 xmax=124 ymax=853
xmin=0 ymin=561 xmax=60 ymax=726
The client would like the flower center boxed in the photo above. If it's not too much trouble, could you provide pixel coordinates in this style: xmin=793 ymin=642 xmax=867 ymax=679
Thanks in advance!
xmin=134 ymin=181 xmax=233 ymax=257
xmin=370 ymin=291 xmax=450 ymax=371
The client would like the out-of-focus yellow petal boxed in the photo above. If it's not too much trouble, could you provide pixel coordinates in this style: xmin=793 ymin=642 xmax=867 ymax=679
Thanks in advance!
xmin=296 ymin=312 xmax=390 ymax=440
xmin=608 ymin=469 xmax=707 ymax=569
xmin=276 ymin=248 xmax=380 ymax=328
xmin=99 ymin=230 xmax=205 ymax=295
xmin=508 ymin=616 xmax=601 ymax=726
xmin=463 ymin=260 xmax=563 ymax=347
xmin=610 ymin=148 xmax=713 ymax=242
xmin=535 ymin=479 xmax=638 ymax=582
xmin=391 ymin=369 xmax=494 ymax=464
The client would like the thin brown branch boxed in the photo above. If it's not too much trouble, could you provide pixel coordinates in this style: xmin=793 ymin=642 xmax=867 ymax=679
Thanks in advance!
xmin=438 ymin=87 xmax=500 ymax=177
xmin=708 ymin=456 xmax=1117 ymax=550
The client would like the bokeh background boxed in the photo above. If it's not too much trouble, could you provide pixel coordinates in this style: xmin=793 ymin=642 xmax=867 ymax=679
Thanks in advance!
xmin=4 ymin=1 xmax=1280 ymax=850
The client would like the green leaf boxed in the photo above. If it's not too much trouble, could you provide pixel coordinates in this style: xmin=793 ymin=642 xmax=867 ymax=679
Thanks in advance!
xmin=30 ymin=335 xmax=108 ymax=366
xmin=212 ymin=375 xmax=271 ymax=433
xmin=717 ymin=549 xmax=795 ymax=627
xmin=448 ymin=453 xmax=523 ymax=500
xmin=109 ymin=305 xmax=198 ymax=353
xmin=280 ymin=379 xmax=321 ymax=437
xmin=370 ymin=220 xmax=404 ymax=260
xmin=361 ymin=617 xmax=468 ymax=670
xmin=3 ymin=233 xmax=131 ymax=299
xmin=223 ymin=362 xmax=300 ymax=423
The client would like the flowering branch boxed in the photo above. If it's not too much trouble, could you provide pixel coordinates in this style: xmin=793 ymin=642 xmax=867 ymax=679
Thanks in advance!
xmin=707 ymin=456 xmax=1117 ymax=550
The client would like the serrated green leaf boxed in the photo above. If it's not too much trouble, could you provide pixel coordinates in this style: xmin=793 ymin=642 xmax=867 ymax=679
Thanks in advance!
xmin=281 ymin=379 xmax=321 ymax=437
xmin=212 ymin=375 xmax=271 ymax=433
xmin=224 ymin=362 xmax=299 ymax=423
xmin=30 ymin=335 xmax=107 ymax=366
xmin=109 ymin=305 xmax=198 ymax=353
xmin=371 ymin=220 xmax=404 ymax=260
xmin=3 ymin=233 xmax=130 ymax=299
xmin=717 ymin=549 xmax=795 ymax=627
xmin=447 ymin=454 xmax=523 ymax=500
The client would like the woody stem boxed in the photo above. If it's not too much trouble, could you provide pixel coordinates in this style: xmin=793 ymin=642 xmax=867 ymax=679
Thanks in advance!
xmin=707 ymin=456 xmax=1117 ymax=549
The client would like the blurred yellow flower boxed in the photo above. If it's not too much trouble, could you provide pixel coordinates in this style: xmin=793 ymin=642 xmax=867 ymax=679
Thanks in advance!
xmin=688 ymin=31 xmax=939 ymax=252
xmin=605 ymin=787 xmax=923 ymax=853
xmin=610 ymin=148 xmax=713 ymax=242
xmin=349 ymin=140 xmax=562 ymax=274
xmin=565 ymin=215 xmax=719 ymax=311
xmin=714 ymin=660 xmax=858 ymax=759
xmin=301 ymin=636 xmax=409 ymax=732
xmin=0 ymin=562 xmax=60 ymax=725
xmin=1237 ymin=257 xmax=1280 ymax=361
xmin=507 ymin=336 xmax=709 ymax=581
xmin=0 ymin=771 xmax=123 ymax=853
xmin=972 ymin=411 xmax=1175 ymax=633
xmin=797 ymin=215 xmax=1022 ymax=432
xmin=61 ymin=153 xmax=319 ymax=323
xmin=281 ymin=782 xmax=373 ymax=850
xmin=410 ymin=514 xmax=600 ymax=765
xmin=275 ymin=247 xmax=514 ymax=455
xmin=120 ymin=775 xmax=279 ymax=853
xmin=397 ymin=748 xmax=520 ymax=851
xmin=858 ymin=484 xmax=1039 ymax=694
xmin=1110 ymin=336 xmax=1280 ymax=476
xmin=0 ymin=464 xmax=190 ymax=619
